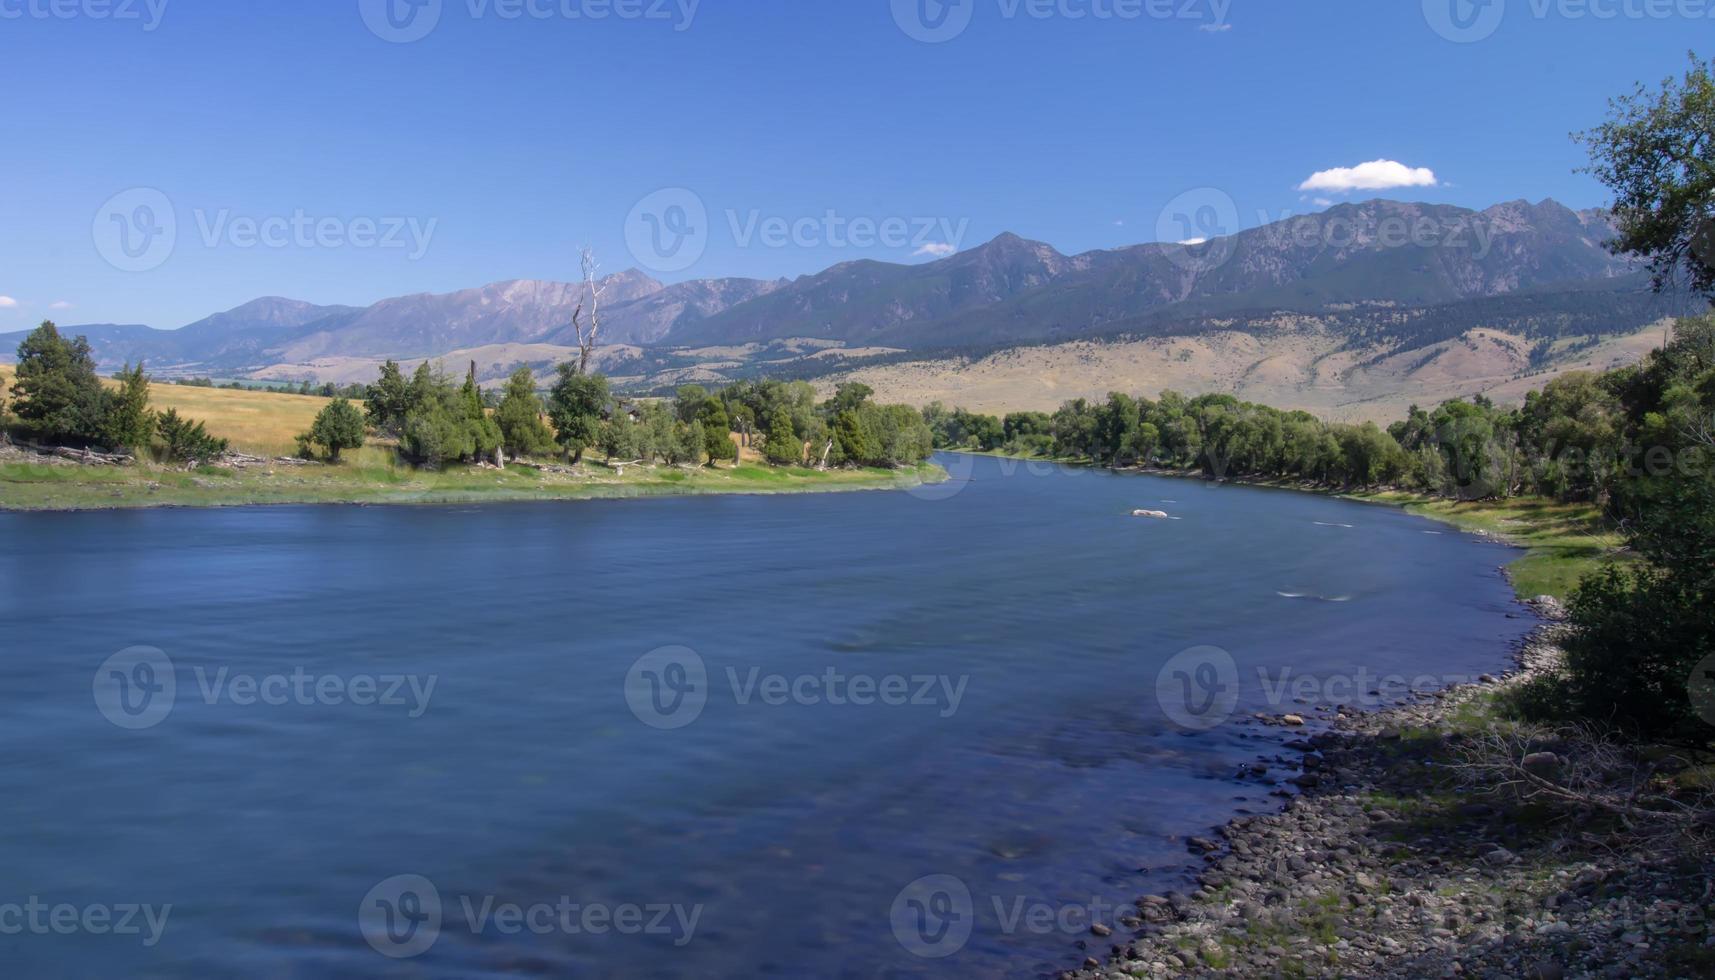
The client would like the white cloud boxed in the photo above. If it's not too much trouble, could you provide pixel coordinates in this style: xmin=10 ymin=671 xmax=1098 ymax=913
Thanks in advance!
xmin=913 ymin=242 xmax=957 ymax=258
xmin=1313 ymin=198 xmax=1335 ymax=207
xmin=1297 ymin=159 xmax=1438 ymax=194
xmin=50 ymin=301 xmax=73 ymax=310
xmin=1177 ymin=237 xmax=1209 ymax=246
xmin=0 ymin=296 xmax=18 ymax=308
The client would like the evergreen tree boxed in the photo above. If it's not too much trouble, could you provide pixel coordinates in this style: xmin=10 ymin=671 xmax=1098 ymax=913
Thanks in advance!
xmin=9 ymin=321 xmax=106 ymax=444
xmin=365 ymin=360 xmax=413 ymax=436
xmin=763 ymin=414 xmax=802 ymax=466
xmin=460 ymin=365 xmax=503 ymax=463
xmin=154 ymin=408 xmax=228 ymax=463
xmin=495 ymin=368 xmax=556 ymax=459
xmin=99 ymin=362 xmax=156 ymax=451
xmin=302 ymin=399 xmax=367 ymax=462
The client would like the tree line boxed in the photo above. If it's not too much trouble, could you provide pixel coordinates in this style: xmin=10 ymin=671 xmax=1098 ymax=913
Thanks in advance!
xmin=2 ymin=322 xmax=228 ymax=463
xmin=292 ymin=362 xmax=935 ymax=472
xmin=2 ymin=321 xmax=935 ymax=476
xmin=923 ymin=312 xmax=1714 ymax=740
xmin=922 ymin=320 xmax=1712 ymax=510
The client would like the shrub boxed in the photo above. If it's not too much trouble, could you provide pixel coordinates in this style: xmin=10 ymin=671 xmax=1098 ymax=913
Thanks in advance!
xmin=155 ymin=408 xmax=229 ymax=464
xmin=1520 ymin=565 xmax=1715 ymax=744
xmin=301 ymin=399 xmax=367 ymax=462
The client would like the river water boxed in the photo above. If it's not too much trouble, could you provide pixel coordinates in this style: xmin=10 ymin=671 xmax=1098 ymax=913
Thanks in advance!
xmin=0 ymin=454 xmax=1532 ymax=977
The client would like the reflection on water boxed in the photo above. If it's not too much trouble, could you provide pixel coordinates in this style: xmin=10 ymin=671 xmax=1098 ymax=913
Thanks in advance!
xmin=0 ymin=455 xmax=1530 ymax=977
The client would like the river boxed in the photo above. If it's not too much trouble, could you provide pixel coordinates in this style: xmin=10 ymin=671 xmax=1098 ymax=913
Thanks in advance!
xmin=0 ymin=454 xmax=1533 ymax=977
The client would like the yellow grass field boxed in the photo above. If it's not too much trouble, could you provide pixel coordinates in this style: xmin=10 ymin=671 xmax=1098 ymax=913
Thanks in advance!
xmin=1 ymin=363 xmax=332 ymax=456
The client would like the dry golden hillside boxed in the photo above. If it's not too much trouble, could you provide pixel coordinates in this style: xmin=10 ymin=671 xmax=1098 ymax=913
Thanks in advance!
xmin=819 ymin=321 xmax=1670 ymax=424
xmin=1 ymin=363 xmax=331 ymax=455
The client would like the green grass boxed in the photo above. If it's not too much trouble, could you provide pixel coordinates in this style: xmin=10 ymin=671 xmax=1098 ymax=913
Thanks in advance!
xmin=1 ymin=364 xmax=946 ymax=510
xmin=1348 ymin=491 xmax=1623 ymax=599
xmin=0 ymin=449 xmax=947 ymax=512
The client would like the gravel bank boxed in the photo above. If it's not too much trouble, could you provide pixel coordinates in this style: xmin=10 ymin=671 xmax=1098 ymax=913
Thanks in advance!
xmin=1062 ymin=614 xmax=1715 ymax=979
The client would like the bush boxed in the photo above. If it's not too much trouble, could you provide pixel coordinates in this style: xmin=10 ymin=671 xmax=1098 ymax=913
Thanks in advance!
xmin=301 ymin=399 xmax=367 ymax=462
xmin=1521 ymin=565 xmax=1715 ymax=744
xmin=154 ymin=408 xmax=229 ymax=464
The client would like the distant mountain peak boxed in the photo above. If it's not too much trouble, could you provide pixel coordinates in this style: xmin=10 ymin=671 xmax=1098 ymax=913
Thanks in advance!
xmin=11 ymin=196 xmax=1639 ymax=377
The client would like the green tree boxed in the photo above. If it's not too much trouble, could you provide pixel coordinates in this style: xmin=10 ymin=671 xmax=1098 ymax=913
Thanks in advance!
xmin=154 ymin=408 xmax=228 ymax=464
xmin=833 ymin=409 xmax=878 ymax=466
xmin=365 ymin=360 xmax=414 ymax=437
xmin=674 ymin=384 xmax=712 ymax=423
xmin=99 ymin=362 xmax=156 ymax=451
xmin=763 ymin=414 xmax=802 ymax=466
xmin=460 ymin=365 xmax=503 ymax=464
xmin=9 ymin=321 xmax=105 ymax=444
xmin=829 ymin=382 xmax=874 ymax=416
xmin=705 ymin=426 xmax=738 ymax=466
xmin=302 ymin=398 xmax=367 ymax=462
xmin=547 ymin=365 xmax=609 ymax=464
xmin=495 ymin=368 xmax=556 ymax=459
xmin=1580 ymin=53 xmax=1715 ymax=299
xmin=400 ymin=385 xmax=473 ymax=468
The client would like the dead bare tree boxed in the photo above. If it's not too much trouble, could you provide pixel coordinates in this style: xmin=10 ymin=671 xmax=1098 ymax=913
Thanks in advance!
xmin=1453 ymin=723 xmax=1715 ymax=844
xmin=1685 ymin=411 xmax=1715 ymax=450
xmin=570 ymin=247 xmax=605 ymax=376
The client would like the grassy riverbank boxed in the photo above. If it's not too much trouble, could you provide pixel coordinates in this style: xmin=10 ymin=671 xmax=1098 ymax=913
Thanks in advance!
xmin=0 ymin=365 xmax=945 ymax=511
xmin=0 ymin=446 xmax=944 ymax=511
xmin=1345 ymin=491 xmax=1621 ymax=600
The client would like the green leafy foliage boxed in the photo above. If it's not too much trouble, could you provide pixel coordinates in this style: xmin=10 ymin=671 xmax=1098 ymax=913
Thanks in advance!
xmin=547 ymin=366 xmax=610 ymax=464
xmin=301 ymin=399 xmax=367 ymax=462
xmin=1580 ymin=53 xmax=1715 ymax=299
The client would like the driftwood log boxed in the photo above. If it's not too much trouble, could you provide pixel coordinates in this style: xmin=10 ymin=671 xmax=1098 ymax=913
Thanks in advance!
xmin=8 ymin=439 xmax=137 ymax=466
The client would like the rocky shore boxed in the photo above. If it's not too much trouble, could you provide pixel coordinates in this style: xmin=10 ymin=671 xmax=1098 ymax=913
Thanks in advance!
xmin=1063 ymin=611 xmax=1715 ymax=980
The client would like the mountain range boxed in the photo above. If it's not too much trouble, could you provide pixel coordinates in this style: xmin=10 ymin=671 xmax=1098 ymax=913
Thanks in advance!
xmin=0 ymin=199 xmax=1674 ymax=391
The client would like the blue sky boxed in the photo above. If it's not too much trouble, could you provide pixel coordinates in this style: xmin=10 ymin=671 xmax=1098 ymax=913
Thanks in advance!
xmin=0 ymin=0 xmax=1702 ymax=329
